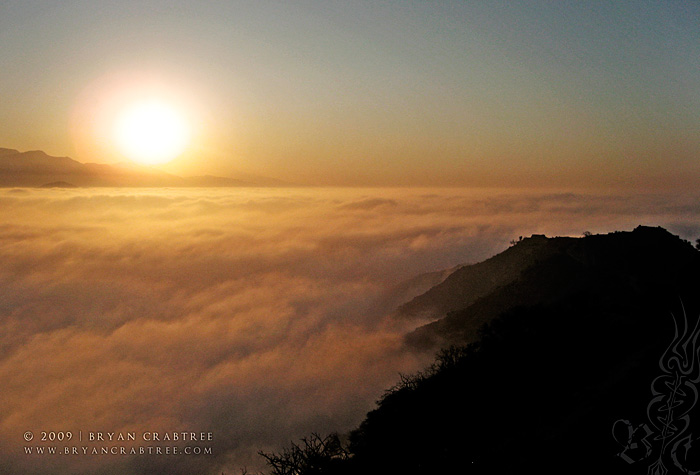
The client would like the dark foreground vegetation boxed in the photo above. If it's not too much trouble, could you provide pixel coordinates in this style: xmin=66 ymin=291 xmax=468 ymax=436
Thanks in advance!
xmin=256 ymin=226 xmax=700 ymax=474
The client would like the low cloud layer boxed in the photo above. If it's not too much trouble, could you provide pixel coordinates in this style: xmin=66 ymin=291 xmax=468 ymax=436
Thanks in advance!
xmin=1 ymin=187 xmax=698 ymax=474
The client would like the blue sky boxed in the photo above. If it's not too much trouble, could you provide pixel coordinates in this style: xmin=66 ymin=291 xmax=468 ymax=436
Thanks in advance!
xmin=1 ymin=1 xmax=698 ymax=187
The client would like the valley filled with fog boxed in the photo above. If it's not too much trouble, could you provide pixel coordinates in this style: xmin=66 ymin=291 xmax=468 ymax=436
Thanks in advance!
xmin=1 ymin=186 xmax=698 ymax=474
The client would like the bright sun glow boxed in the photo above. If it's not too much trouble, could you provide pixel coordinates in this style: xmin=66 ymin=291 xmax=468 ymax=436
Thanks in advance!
xmin=114 ymin=100 xmax=190 ymax=165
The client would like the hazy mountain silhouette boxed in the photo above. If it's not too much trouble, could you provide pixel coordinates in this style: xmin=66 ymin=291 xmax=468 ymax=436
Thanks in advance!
xmin=261 ymin=226 xmax=700 ymax=475
xmin=369 ymin=265 xmax=461 ymax=318
xmin=40 ymin=181 xmax=78 ymax=188
xmin=0 ymin=148 xmax=283 ymax=187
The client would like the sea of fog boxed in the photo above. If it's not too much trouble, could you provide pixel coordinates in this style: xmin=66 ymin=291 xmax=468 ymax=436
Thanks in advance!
xmin=1 ymin=187 xmax=699 ymax=474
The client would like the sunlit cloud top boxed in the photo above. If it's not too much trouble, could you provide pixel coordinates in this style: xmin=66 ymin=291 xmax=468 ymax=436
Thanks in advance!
xmin=1 ymin=187 xmax=699 ymax=474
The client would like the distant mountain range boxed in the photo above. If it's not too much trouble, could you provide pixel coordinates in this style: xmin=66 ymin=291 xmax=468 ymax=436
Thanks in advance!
xmin=0 ymin=148 xmax=285 ymax=187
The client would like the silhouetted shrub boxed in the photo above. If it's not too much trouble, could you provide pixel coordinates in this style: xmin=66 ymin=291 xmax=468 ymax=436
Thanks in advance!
xmin=259 ymin=433 xmax=349 ymax=475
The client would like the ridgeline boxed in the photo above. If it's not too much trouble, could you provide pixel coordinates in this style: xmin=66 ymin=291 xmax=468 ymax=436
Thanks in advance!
xmin=258 ymin=226 xmax=700 ymax=475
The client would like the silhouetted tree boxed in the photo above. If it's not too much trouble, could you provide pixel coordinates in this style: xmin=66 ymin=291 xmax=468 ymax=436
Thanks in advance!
xmin=259 ymin=433 xmax=349 ymax=475
xmin=696 ymin=238 xmax=700 ymax=250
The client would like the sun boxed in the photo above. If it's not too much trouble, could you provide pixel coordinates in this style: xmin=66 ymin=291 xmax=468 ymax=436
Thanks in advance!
xmin=114 ymin=100 xmax=190 ymax=165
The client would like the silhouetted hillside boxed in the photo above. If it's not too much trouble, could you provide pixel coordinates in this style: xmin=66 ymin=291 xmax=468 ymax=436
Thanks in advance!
xmin=398 ymin=233 xmax=552 ymax=320
xmin=406 ymin=226 xmax=700 ymax=348
xmin=260 ymin=226 xmax=700 ymax=475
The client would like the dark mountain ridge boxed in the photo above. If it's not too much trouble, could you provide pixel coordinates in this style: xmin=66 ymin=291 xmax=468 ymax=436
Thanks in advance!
xmin=260 ymin=226 xmax=700 ymax=475
xmin=398 ymin=233 xmax=554 ymax=320
xmin=406 ymin=226 xmax=699 ymax=348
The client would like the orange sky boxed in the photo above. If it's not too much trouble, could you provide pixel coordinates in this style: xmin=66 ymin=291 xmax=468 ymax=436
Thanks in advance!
xmin=0 ymin=1 xmax=698 ymax=188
